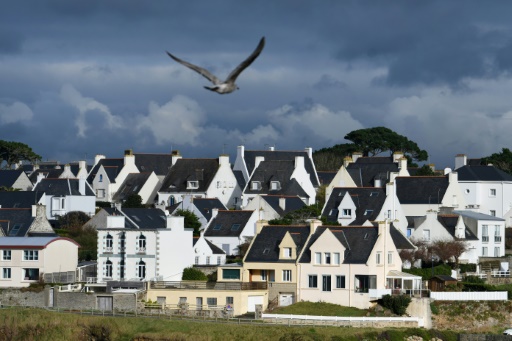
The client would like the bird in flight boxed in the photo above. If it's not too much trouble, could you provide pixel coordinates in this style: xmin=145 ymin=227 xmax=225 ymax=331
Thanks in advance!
xmin=166 ymin=37 xmax=265 ymax=94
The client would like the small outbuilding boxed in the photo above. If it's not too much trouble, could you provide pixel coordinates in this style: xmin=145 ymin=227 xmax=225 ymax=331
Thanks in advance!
xmin=429 ymin=275 xmax=458 ymax=291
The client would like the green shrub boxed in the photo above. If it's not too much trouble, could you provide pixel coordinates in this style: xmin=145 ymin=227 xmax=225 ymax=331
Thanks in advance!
xmin=402 ymin=264 xmax=451 ymax=280
xmin=380 ymin=294 xmax=412 ymax=316
xmin=181 ymin=267 xmax=207 ymax=281
xmin=459 ymin=263 xmax=477 ymax=273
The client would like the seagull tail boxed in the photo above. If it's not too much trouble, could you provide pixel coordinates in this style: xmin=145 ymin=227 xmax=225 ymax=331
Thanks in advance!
xmin=204 ymin=86 xmax=218 ymax=92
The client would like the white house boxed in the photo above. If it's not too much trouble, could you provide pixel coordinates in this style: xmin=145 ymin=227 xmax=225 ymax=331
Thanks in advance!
xmin=243 ymin=195 xmax=306 ymax=222
xmin=0 ymin=236 xmax=79 ymax=288
xmin=193 ymin=233 xmax=226 ymax=266
xmin=96 ymin=207 xmax=193 ymax=283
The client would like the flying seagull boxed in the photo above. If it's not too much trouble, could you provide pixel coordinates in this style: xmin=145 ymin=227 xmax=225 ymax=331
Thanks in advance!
xmin=166 ymin=37 xmax=265 ymax=94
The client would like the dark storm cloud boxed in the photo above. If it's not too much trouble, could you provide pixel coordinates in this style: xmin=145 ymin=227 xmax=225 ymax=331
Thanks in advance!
xmin=0 ymin=30 xmax=24 ymax=54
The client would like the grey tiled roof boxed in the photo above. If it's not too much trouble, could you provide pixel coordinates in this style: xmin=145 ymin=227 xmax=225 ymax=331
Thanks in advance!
xmin=317 ymin=171 xmax=336 ymax=186
xmin=0 ymin=208 xmax=34 ymax=236
xmin=244 ymin=225 xmax=311 ymax=263
xmin=192 ymin=198 xmax=227 ymax=221
xmin=0 ymin=191 xmax=44 ymax=208
xmin=346 ymin=162 xmax=398 ymax=187
xmin=204 ymin=210 xmax=255 ymax=237
xmin=261 ymin=195 xmax=306 ymax=216
xmin=206 ymin=239 xmax=225 ymax=254
xmin=233 ymin=170 xmax=246 ymax=190
xmin=160 ymin=159 xmax=219 ymax=193
xmin=0 ymin=236 xmax=75 ymax=247
xmin=453 ymin=210 xmax=505 ymax=221
xmin=396 ymin=176 xmax=448 ymax=205
xmin=29 ymin=169 xmax=64 ymax=183
xmin=0 ymin=170 xmax=25 ymax=187
xmin=87 ymin=158 xmax=123 ymax=184
xmin=113 ymin=172 xmax=152 ymax=202
xmin=437 ymin=214 xmax=479 ymax=240
xmin=100 ymin=207 xmax=168 ymax=230
xmin=134 ymin=153 xmax=173 ymax=176
xmin=33 ymin=178 xmax=94 ymax=196
xmin=322 ymin=187 xmax=386 ymax=225
xmin=244 ymin=150 xmax=319 ymax=187
xmin=457 ymin=165 xmax=512 ymax=181
xmin=244 ymin=160 xmax=309 ymax=198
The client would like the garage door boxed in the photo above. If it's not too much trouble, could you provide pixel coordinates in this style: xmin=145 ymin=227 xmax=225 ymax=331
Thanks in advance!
xmin=279 ymin=293 xmax=294 ymax=307
xmin=247 ymin=295 xmax=264 ymax=312
xmin=97 ymin=296 xmax=113 ymax=311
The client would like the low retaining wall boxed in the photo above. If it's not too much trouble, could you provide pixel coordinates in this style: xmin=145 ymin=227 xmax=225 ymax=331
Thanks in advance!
xmin=262 ymin=313 xmax=423 ymax=328
xmin=430 ymin=291 xmax=507 ymax=301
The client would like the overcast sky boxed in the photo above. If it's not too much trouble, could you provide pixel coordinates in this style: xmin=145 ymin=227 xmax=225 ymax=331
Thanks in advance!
xmin=2 ymin=1 xmax=512 ymax=169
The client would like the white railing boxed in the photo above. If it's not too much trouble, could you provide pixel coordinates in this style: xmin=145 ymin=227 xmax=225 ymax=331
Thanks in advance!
xmin=104 ymin=247 xmax=113 ymax=253
xmin=86 ymin=277 xmax=97 ymax=284
xmin=430 ymin=291 xmax=507 ymax=301
xmin=262 ymin=314 xmax=424 ymax=327
xmin=59 ymin=284 xmax=82 ymax=292
xmin=369 ymin=289 xmax=391 ymax=298
xmin=492 ymin=270 xmax=510 ymax=277
xmin=459 ymin=272 xmax=487 ymax=280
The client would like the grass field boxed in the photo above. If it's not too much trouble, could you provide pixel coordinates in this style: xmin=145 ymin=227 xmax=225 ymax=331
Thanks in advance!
xmin=0 ymin=306 xmax=463 ymax=341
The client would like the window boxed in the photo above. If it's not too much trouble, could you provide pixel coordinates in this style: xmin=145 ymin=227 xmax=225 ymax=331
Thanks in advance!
xmin=388 ymin=252 xmax=393 ymax=264
xmin=217 ymin=181 xmax=221 ymax=188
xmin=342 ymin=209 xmax=351 ymax=217
xmin=376 ymin=252 xmax=382 ymax=265
xmin=223 ymin=269 xmax=240 ymax=280
xmin=97 ymin=189 xmax=105 ymax=198
xmin=217 ymin=256 xmax=221 ymax=265
xmin=315 ymin=252 xmax=321 ymax=264
xmin=270 ymin=181 xmax=280 ymax=190
xmin=324 ymin=252 xmax=331 ymax=264
xmin=9 ymin=224 xmax=22 ymax=236
xmin=2 ymin=250 xmax=11 ymax=261
xmin=2 ymin=268 xmax=11 ymax=279
xmin=364 ymin=210 xmax=373 ymax=215
xmin=213 ymin=224 xmax=222 ymax=231
xmin=99 ymin=174 xmax=103 ymax=182
xmin=482 ymin=225 xmax=489 ymax=242
xmin=23 ymin=268 xmax=39 ymax=281
xmin=495 ymin=247 xmax=501 ymax=257
xmin=282 ymin=270 xmax=292 ymax=282
xmin=120 ymin=260 xmax=125 ymax=279
xmin=226 ymin=297 xmax=234 ymax=305
xmin=490 ymin=210 xmax=496 ymax=217
xmin=407 ymin=228 xmax=413 ymax=238
xmin=231 ymin=224 xmax=241 ymax=231
xmin=322 ymin=275 xmax=331 ymax=292
xmin=206 ymin=256 xmax=210 ymax=265
xmin=195 ymin=256 xmax=199 ymax=265
xmin=495 ymin=226 xmax=502 ymax=242
xmin=207 ymin=297 xmax=217 ymax=307
xmin=370 ymin=192 xmax=379 ymax=197
xmin=105 ymin=234 xmax=113 ymax=252
xmin=336 ymin=275 xmax=346 ymax=288
xmin=283 ymin=247 xmax=292 ymax=258
xmin=105 ymin=260 xmax=113 ymax=278
xmin=261 ymin=270 xmax=268 ymax=281
xmin=333 ymin=253 xmax=340 ymax=265
xmin=308 ymin=275 xmax=318 ymax=288
xmin=137 ymin=260 xmax=146 ymax=278
xmin=423 ymin=229 xmax=430 ymax=241
xmin=187 ymin=181 xmax=199 ymax=189
xmin=179 ymin=297 xmax=187 ymax=304
xmin=355 ymin=275 xmax=376 ymax=293
xmin=137 ymin=234 xmax=146 ymax=252
xmin=251 ymin=181 xmax=261 ymax=190
xmin=23 ymin=250 xmax=38 ymax=261
xmin=482 ymin=247 xmax=488 ymax=256
xmin=490 ymin=189 xmax=496 ymax=197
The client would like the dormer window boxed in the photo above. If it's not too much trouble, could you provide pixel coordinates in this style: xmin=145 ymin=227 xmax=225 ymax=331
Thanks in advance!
xmin=283 ymin=247 xmax=292 ymax=258
xmin=251 ymin=181 xmax=261 ymax=190
xmin=364 ymin=209 xmax=373 ymax=215
xmin=342 ymin=209 xmax=351 ymax=217
xmin=187 ymin=181 xmax=199 ymax=189
xmin=99 ymin=174 xmax=103 ymax=182
xmin=270 ymin=181 xmax=281 ymax=190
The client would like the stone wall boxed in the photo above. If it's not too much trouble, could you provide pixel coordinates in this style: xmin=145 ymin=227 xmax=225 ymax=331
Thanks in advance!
xmin=267 ymin=282 xmax=297 ymax=302
xmin=0 ymin=288 xmax=47 ymax=307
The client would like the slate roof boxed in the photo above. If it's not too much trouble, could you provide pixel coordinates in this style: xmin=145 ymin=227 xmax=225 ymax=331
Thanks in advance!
xmin=99 ymin=207 xmax=168 ymax=230
xmin=244 ymin=160 xmax=309 ymax=198
xmin=133 ymin=153 xmax=173 ymax=176
xmin=437 ymin=214 xmax=479 ymax=240
xmin=0 ymin=191 xmax=44 ymax=209
xmin=29 ymin=169 xmax=64 ymax=183
xmin=0 ymin=170 xmax=25 ymax=187
xmin=69 ymin=162 xmax=92 ymax=177
xmin=204 ymin=210 xmax=255 ymax=237
xmin=457 ymin=165 xmax=512 ymax=182
xmin=206 ymin=239 xmax=225 ymax=254
xmin=160 ymin=158 xmax=219 ymax=193
xmin=113 ymin=172 xmax=152 ymax=202
xmin=0 ymin=208 xmax=34 ymax=236
xmin=396 ymin=176 xmax=449 ymax=205
xmin=346 ymin=162 xmax=398 ymax=187
xmin=244 ymin=225 xmax=311 ymax=263
xmin=243 ymin=150 xmax=319 ymax=187
xmin=0 ymin=236 xmax=78 ymax=248
xmin=354 ymin=156 xmax=394 ymax=164
xmin=261 ymin=195 xmax=306 ymax=216
xmin=317 ymin=171 xmax=336 ymax=186
xmin=453 ymin=210 xmax=505 ymax=221
xmin=33 ymin=178 xmax=94 ymax=196
xmin=191 ymin=198 xmax=227 ymax=221
xmin=389 ymin=224 xmax=416 ymax=250
xmin=233 ymin=170 xmax=246 ymax=191
xmin=87 ymin=158 xmax=124 ymax=184
xmin=299 ymin=226 xmax=379 ymax=264
xmin=322 ymin=187 xmax=386 ymax=225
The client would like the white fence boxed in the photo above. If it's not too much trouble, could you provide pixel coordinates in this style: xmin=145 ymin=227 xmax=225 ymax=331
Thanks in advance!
xmin=430 ymin=291 xmax=507 ymax=301
xmin=262 ymin=313 xmax=424 ymax=328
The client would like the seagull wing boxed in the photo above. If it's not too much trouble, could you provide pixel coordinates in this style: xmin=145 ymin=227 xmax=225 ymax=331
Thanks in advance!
xmin=166 ymin=52 xmax=221 ymax=85
xmin=225 ymin=37 xmax=265 ymax=83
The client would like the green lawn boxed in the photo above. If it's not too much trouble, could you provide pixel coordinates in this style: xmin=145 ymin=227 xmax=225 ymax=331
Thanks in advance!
xmin=270 ymin=301 xmax=370 ymax=317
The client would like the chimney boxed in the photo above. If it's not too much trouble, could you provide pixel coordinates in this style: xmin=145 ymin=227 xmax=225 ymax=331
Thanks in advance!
xmin=36 ymin=172 xmax=45 ymax=185
xmin=237 ymin=145 xmax=245 ymax=158
xmin=219 ymin=154 xmax=229 ymax=167
xmin=167 ymin=215 xmax=185 ymax=231
xmin=107 ymin=215 xmax=125 ymax=228
xmin=386 ymin=182 xmax=394 ymax=196
xmin=393 ymin=152 xmax=404 ymax=163
xmin=374 ymin=177 xmax=382 ymax=187
xmin=255 ymin=156 xmax=265 ymax=169
xmin=454 ymin=216 xmax=465 ymax=239
xmin=256 ymin=219 xmax=268 ymax=234
xmin=268 ymin=146 xmax=275 ymax=151
xmin=448 ymin=171 xmax=458 ymax=183
xmin=454 ymin=154 xmax=467 ymax=170
xmin=343 ymin=156 xmax=352 ymax=168
xmin=399 ymin=157 xmax=407 ymax=170
xmin=294 ymin=156 xmax=305 ymax=169
xmin=94 ymin=154 xmax=105 ymax=166
xmin=304 ymin=147 xmax=313 ymax=159
xmin=352 ymin=152 xmax=362 ymax=163
xmin=124 ymin=149 xmax=135 ymax=166
xmin=171 ymin=150 xmax=182 ymax=166
xmin=279 ymin=197 xmax=286 ymax=211
xmin=79 ymin=178 xmax=86 ymax=195
xmin=309 ymin=219 xmax=322 ymax=235
xmin=211 ymin=208 xmax=219 ymax=219
xmin=378 ymin=220 xmax=388 ymax=236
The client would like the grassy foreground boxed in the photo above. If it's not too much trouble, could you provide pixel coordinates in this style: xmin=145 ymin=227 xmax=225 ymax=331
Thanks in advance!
xmin=0 ymin=307 xmax=460 ymax=341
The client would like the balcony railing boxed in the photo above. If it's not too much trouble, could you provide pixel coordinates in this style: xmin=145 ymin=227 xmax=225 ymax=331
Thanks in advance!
xmin=104 ymin=247 xmax=113 ymax=253
xmin=482 ymin=236 xmax=489 ymax=242
xmin=137 ymin=247 xmax=146 ymax=254
xmin=149 ymin=281 xmax=267 ymax=291
xmin=495 ymin=236 xmax=502 ymax=242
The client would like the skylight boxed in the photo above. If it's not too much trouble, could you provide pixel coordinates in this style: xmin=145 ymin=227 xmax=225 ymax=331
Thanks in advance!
xmin=213 ymin=224 xmax=222 ymax=231
xmin=363 ymin=233 xmax=369 ymax=240
xmin=9 ymin=224 xmax=22 ymax=236
xmin=263 ymin=248 xmax=270 ymax=254
xmin=231 ymin=224 xmax=241 ymax=231
xmin=370 ymin=192 xmax=379 ymax=197
xmin=364 ymin=210 xmax=373 ymax=215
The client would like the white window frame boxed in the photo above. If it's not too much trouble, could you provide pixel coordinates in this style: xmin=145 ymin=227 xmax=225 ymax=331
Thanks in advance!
xmin=187 ymin=181 xmax=199 ymax=189
xmin=283 ymin=247 xmax=292 ymax=258
xmin=251 ymin=181 xmax=261 ymax=190
xmin=423 ymin=229 xmax=430 ymax=241
xmin=388 ymin=251 xmax=393 ymax=264
xmin=376 ymin=251 xmax=382 ymax=265
xmin=282 ymin=270 xmax=292 ymax=282
xmin=315 ymin=252 xmax=321 ymax=264
xmin=333 ymin=252 xmax=340 ymax=265
xmin=342 ymin=209 xmax=351 ymax=217
xmin=495 ymin=247 xmax=500 ymax=257
xmin=308 ymin=274 xmax=318 ymax=288
xmin=2 ymin=250 xmax=11 ymax=261
xmin=490 ymin=188 xmax=496 ymax=197
xmin=324 ymin=252 xmax=331 ymax=265
xmin=2 ymin=268 xmax=11 ymax=279
xmin=23 ymin=250 xmax=39 ymax=261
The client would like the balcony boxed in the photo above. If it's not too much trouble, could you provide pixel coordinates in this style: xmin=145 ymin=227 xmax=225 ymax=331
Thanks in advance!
xmin=104 ymin=247 xmax=113 ymax=253
xmin=149 ymin=281 xmax=267 ymax=291
xmin=137 ymin=247 xmax=146 ymax=254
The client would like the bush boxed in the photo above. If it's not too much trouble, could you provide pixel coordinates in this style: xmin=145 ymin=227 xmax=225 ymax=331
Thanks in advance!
xmin=380 ymin=294 xmax=412 ymax=316
xmin=459 ymin=263 xmax=477 ymax=273
xmin=181 ymin=267 xmax=207 ymax=281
